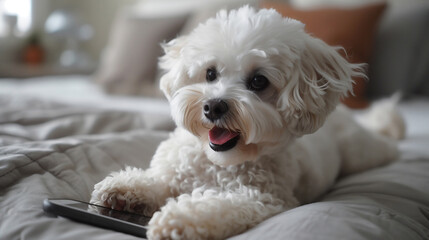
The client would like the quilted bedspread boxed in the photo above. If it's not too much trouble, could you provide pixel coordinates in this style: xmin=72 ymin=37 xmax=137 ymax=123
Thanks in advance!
xmin=0 ymin=95 xmax=428 ymax=240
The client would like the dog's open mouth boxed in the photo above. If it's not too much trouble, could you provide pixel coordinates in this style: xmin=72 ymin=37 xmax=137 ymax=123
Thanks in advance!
xmin=208 ymin=126 xmax=240 ymax=152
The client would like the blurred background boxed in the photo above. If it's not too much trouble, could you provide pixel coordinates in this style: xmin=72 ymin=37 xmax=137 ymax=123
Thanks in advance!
xmin=0 ymin=0 xmax=140 ymax=76
xmin=0 ymin=0 xmax=428 ymax=105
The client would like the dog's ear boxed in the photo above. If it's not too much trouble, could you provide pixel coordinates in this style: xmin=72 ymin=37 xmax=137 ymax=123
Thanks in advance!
xmin=159 ymin=36 xmax=189 ymax=101
xmin=278 ymin=36 xmax=364 ymax=136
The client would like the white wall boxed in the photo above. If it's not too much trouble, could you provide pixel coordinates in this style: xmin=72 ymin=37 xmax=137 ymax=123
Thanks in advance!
xmin=1 ymin=0 xmax=142 ymax=65
xmin=50 ymin=0 xmax=142 ymax=62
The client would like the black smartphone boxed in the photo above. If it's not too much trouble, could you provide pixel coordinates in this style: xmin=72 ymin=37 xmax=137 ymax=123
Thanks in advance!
xmin=43 ymin=198 xmax=150 ymax=238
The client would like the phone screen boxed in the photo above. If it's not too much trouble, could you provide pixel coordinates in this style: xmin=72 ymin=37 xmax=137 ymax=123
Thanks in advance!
xmin=43 ymin=199 xmax=150 ymax=237
xmin=66 ymin=201 xmax=150 ymax=226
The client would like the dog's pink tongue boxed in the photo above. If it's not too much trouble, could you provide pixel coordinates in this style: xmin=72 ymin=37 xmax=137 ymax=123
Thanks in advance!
xmin=209 ymin=126 xmax=239 ymax=145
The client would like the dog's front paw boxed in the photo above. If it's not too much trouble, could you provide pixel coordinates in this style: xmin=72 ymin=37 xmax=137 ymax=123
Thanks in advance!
xmin=90 ymin=168 xmax=159 ymax=216
xmin=146 ymin=197 xmax=225 ymax=240
xmin=147 ymin=209 xmax=207 ymax=240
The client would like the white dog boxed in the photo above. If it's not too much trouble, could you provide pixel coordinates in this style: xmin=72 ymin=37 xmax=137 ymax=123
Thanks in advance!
xmin=91 ymin=6 xmax=404 ymax=240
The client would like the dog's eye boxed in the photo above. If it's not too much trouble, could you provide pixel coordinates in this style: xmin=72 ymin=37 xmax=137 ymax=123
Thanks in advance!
xmin=248 ymin=75 xmax=269 ymax=91
xmin=206 ymin=68 xmax=217 ymax=82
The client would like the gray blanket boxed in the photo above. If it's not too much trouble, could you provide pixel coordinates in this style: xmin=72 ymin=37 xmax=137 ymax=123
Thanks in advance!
xmin=1 ymin=96 xmax=428 ymax=240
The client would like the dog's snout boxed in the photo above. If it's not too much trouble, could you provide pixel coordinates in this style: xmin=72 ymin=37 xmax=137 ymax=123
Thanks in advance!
xmin=204 ymin=99 xmax=229 ymax=121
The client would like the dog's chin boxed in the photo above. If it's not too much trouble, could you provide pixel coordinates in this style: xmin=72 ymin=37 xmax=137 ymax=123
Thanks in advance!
xmin=204 ymin=137 xmax=259 ymax=167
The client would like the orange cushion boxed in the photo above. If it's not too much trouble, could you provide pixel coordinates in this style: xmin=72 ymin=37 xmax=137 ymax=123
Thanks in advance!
xmin=261 ymin=2 xmax=387 ymax=108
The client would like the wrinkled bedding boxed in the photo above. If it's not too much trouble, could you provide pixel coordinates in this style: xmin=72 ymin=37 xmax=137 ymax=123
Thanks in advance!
xmin=0 ymin=94 xmax=428 ymax=240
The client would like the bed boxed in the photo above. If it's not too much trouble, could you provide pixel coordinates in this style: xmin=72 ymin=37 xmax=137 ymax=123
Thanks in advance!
xmin=0 ymin=75 xmax=428 ymax=240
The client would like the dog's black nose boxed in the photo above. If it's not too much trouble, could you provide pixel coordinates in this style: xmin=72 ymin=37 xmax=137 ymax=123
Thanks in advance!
xmin=204 ymin=99 xmax=228 ymax=121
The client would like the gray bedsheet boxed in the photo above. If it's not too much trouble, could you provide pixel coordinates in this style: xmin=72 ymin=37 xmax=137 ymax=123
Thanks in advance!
xmin=0 ymin=96 xmax=428 ymax=240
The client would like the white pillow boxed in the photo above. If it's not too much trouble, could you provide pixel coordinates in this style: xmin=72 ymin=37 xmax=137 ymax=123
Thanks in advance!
xmin=94 ymin=9 xmax=187 ymax=96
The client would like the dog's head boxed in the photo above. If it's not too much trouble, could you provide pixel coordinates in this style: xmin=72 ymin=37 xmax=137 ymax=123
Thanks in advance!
xmin=159 ymin=6 xmax=363 ymax=166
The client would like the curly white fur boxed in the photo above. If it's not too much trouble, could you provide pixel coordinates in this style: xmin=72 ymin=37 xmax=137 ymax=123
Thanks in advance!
xmin=91 ymin=6 xmax=403 ymax=240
